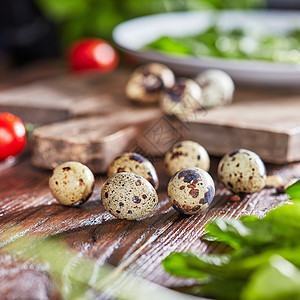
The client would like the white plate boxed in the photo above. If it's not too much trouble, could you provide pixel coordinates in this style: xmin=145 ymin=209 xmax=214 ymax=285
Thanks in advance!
xmin=113 ymin=10 xmax=300 ymax=87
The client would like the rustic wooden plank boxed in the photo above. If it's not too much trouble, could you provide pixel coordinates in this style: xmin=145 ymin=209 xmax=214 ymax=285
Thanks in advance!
xmin=0 ymin=68 xmax=130 ymax=124
xmin=31 ymin=107 xmax=162 ymax=173
xmin=1 ymin=65 xmax=300 ymax=299
xmin=184 ymin=94 xmax=300 ymax=163
xmin=0 ymin=154 xmax=299 ymax=298
xmin=0 ymin=60 xmax=65 ymax=92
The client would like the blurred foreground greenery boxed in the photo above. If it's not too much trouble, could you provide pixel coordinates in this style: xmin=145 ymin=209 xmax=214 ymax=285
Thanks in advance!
xmin=35 ymin=0 xmax=266 ymax=48
xmin=3 ymin=232 xmax=198 ymax=300
xmin=2 ymin=179 xmax=299 ymax=300
xmin=145 ymin=25 xmax=300 ymax=63
xmin=163 ymin=180 xmax=300 ymax=300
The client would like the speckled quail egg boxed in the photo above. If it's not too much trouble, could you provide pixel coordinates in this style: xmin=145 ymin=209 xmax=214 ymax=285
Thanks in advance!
xmin=165 ymin=141 xmax=210 ymax=176
xmin=125 ymin=63 xmax=175 ymax=105
xmin=101 ymin=172 xmax=158 ymax=220
xmin=218 ymin=149 xmax=266 ymax=194
xmin=108 ymin=152 xmax=159 ymax=190
xmin=49 ymin=161 xmax=95 ymax=206
xmin=160 ymin=78 xmax=202 ymax=118
xmin=167 ymin=167 xmax=215 ymax=215
xmin=195 ymin=69 xmax=235 ymax=108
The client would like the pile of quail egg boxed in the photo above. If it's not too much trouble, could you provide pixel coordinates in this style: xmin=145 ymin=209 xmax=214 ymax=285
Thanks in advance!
xmin=125 ymin=62 xmax=235 ymax=118
xmin=48 ymin=62 xmax=271 ymax=220
xmin=49 ymin=152 xmax=160 ymax=220
xmin=49 ymin=141 xmax=268 ymax=221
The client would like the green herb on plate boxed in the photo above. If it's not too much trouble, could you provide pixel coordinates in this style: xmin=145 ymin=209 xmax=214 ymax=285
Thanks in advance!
xmin=144 ymin=25 xmax=300 ymax=64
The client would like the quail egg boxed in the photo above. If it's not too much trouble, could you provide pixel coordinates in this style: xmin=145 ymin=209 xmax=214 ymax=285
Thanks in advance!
xmin=265 ymin=175 xmax=283 ymax=188
xmin=218 ymin=149 xmax=266 ymax=194
xmin=125 ymin=63 xmax=175 ymax=104
xmin=101 ymin=172 xmax=158 ymax=220
xmin=195 ymin=69 xmax=235 ymax=108
xmin=167 ymin=167 xmax=215 ymax=215
xmin=108 ymin=152 xmax=159 ymax=190
xmin=160 ymin=78 xmax=202 ymax=118
xmin=165 ymin=140 xmax=210 ymax=176
xmin=49 ymin=161 xmax=95 ymax=206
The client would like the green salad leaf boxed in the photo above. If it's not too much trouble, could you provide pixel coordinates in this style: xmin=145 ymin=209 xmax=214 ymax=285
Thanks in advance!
xmin=241 ymin=256 xmax=300 ymax=300
xmin=144 ymin=25 xmax=300 ymax=64
xmin=163 ymin=199 xmax=300 ymax=300
xmin=286 ymin=179 xmax=300 ymax=201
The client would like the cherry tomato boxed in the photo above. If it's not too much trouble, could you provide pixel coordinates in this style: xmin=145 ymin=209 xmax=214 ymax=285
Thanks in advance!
xmin=0 ymin=113 xmax=26 ymax=161
xmin=68 ymin=38 xmax=119 ymax=73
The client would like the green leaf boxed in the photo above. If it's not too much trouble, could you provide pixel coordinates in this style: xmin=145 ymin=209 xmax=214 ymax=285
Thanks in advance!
xmin=263 ymin=202 xmax=300 ymax=243
xmin=163 ymin=252 xmax=229 ymax=279
xmin=205 ymin=218 xmax=250 ymax=250
xmin=241 ymin=256 xmax=300 ymax=300
xmin=3 ymin=233 xmax=200 ymax=300
xmin=144 ymin=17 xmax=300 ymax=64
xmin=199 ymin=277 xmax=246 ymax=300
xmin=145 ymin=37 xmax=193 ymax=55
xmin=163 ymin=253 xmax=207 ymax=279
xmin=160 ymin=199 xmax=300 ymax=300
xmin=200 ymin=233 xmax=217 ymax=242
xmin=226 ymin=247 xmax=300 ymax=277
xmin=286 ymin=179 xmax=300 ymax=201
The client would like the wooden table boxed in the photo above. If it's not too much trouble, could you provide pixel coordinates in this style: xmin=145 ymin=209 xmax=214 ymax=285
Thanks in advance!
xmin=0 ymin=64 xmax=300 ymax=300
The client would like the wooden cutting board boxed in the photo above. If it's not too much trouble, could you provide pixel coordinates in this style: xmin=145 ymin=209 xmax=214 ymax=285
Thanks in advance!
xmin=184 ymin=89 xmax=300 ymax=163
xmin=0 ymin=69 xmax=130 ymax=124
xmin=31 ymin=107 xmax=162 ymax=173
xmin=1 ymin=67 xmax=300 ymax=166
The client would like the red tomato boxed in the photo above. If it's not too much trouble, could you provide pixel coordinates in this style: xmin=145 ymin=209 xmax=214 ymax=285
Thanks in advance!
xmin=68 ymin=38 xmax=119 ymax=73
xmin=0 ymin=113 xmax=26 ymax=161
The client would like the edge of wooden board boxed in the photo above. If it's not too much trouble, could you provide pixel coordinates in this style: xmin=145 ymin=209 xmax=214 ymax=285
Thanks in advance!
xmin=183 ymin=122 xmax=298 ymax=164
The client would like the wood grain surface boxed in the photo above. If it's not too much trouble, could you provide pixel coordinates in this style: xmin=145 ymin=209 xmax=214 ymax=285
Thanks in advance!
xmin=2 ymin=64 xmax=300 ymax=163
xmin=31 ymin=107 xmax=162 ymax=173
xmin=0 ymin=60 xmax=65 ymax=92
xmin=0 ymin=64 xmax=300 ymax=299
xmin=185 ymin=91 xmax=300 ymax=164
xmin=0 ymin=69 xmax=130 ymax=124
xmin=1 ymin=153 xmax=300 ymax=299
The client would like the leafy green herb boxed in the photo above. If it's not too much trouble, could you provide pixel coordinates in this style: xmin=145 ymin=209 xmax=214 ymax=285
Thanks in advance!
xmin=286 ymin=179 xmax=300 ymax=201
xmin=144 ymin=25 xmax=300 ymax=64
xmin=2 ymin=232 xmax=199 ymax=300
xmin=241 ymin=255 xmax=300 ymax=300
xmin=163 ymin=199 xmax=300 ymax=300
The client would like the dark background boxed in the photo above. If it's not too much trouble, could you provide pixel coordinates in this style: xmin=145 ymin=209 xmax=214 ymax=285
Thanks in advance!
xmin=0 ymin=0 xmax=299 ymax=66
